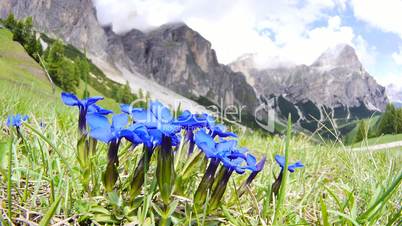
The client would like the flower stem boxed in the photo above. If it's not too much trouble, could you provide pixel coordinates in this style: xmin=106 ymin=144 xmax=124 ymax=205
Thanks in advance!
xmin=273 ymin=115 xmax=292 ymax=224
xmin=193 ymin=158 xmax=219 ymax=208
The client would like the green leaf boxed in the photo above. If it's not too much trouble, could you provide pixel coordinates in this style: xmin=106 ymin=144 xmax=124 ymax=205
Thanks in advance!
xmin=39 ymin=195 xmax=62 ymax=226
xmin=152 ymin=203 xmax=165 ymax=218
xmin=107 ymin=191 xmax=122 ymax=208
xmin=90 ymin=206 xmax=111 ymax=215
xmin=0 ymin=141 xmax=9 ymax=171
xmin=328 ymin=210 xmax=360 ymax=226
xmin=93 ymin=214 xmax=119 ymax=224
xmin=274 ymin=115 xmax=292 ymax=223
xmin=320 ymin=194 xmax=330 ymax=226
xmin=358 ymin=171 xmax=402 ymax=222
xmin=166 ymin=200 xmax=179 ymax=217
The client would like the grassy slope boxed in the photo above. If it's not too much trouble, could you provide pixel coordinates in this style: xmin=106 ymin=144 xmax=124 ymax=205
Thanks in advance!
xmin=343 ymin=115 xmax=382 ymax=145
xmin=0 ymin=29 xmax=118 ymax=113
xmin=352 ymin=133 xmax=402 ymax=147
xmin=0 ymin=28 xmax=401 ymax=225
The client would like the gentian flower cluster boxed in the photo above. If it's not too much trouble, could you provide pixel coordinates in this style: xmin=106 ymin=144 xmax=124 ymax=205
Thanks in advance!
xmin=193 ymin=129 xmax=265 ymax=210
xmin=62 ymin=94 xmax=266 ymax=210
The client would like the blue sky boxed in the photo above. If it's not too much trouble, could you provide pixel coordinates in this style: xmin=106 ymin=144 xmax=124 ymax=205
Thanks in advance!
xmin=94 ymin=0 xmax=402 ymax=87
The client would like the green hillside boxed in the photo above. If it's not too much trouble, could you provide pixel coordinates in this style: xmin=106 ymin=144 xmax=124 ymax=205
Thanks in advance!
xmin=0 ymin=28 xmax=118 ymax=113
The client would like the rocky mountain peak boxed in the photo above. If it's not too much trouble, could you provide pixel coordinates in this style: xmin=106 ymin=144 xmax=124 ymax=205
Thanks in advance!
xmin=311 ymin=44 xmax=362 ymax=71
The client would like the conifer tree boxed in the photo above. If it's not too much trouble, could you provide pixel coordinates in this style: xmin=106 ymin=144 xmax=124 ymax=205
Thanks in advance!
xmin=3 ymin=13 xmax=16 ymax=30
xmin=354 ymin=120 xmax=369 ymax=142
xmin=379 ymin=104 xmax=398 ymax=135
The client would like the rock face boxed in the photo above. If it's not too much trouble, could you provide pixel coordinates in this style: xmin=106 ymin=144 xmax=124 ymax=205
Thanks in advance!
xmin=231 ymin=44 xmax=388 ymax=131
xmin=0 ymin=0 xmax=258 ymax=114
xmin=0 ymin=0 xmax=388 ymax=133
xmin=106 ymin=23 xmax=258 ymax=111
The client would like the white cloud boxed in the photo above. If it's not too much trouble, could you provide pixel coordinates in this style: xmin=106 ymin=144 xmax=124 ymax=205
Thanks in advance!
xmin=350 ymin=0 xmax=402 ymax=38
xmin=353 ymin=35 xmax=378 ymax=71
xmin=376 ymin=73 xmax=402 ymax=88
xmin=92 ymin=0 xmax=375 ymax=70
xmin=392 ymin=47 xmax=402 ymax=65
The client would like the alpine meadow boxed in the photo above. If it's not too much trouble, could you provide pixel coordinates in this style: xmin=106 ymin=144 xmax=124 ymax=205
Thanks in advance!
xmin=0 ymin=1 xmax=401 ymax=225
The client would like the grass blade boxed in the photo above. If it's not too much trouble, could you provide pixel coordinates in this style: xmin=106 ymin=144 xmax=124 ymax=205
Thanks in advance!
xmin=7 ymin=139 xmax=13 ymax=219
xmin=320 ymin=194 xmax=330 ymax=226
xmin=274 ymin=115 xmax=292 ymax=223
xmin=39 ymin=195 xmax=62 ymax=226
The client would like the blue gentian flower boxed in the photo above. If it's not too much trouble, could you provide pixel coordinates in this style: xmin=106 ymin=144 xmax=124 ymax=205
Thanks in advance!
xmin=236 ymin=155 xmax=266 ymax=197
xmin=121 ymin=101 xmax=180 ymax=203
xmin=88 ymin=114 xmax=146 ymax=147
xmin=275 ymin=154 xmax=304 ymax=172
xmin=271 ymin=154 xmax=304 ymax=197
xmin=210 ymin=124 xmax=237 ymax=138
xmin=193 ymin=129 xmax=240 ymax=207
xmin=87 ymin=113 xmax=149 ymax=192
xmin=120 ymin=104 xmax=144 ymax=118
xmin=208 ymin=147 xmax=248 ymax=210
xmin=218 ymin=150 xmax=248 ymax=174
xmin=194 ymin=129 xmax=237 ymax=158
xmin=121 ymin=101 xmax=181 ymax=136
xmin=7 ymin=114 xmax=28 ymax=128
xmin=88 ymin=104 xmax=113 ymax=116
xmin=61 ymin=92 xmax=103 ymax=134
xmin=174 ymin=110 xmax=215 ymax=155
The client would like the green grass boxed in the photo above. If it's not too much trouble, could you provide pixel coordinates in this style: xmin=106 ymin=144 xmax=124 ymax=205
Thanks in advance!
xmin=343 ymin=116 xmax=382 ymax=145
xmin=0 ymin=27 xmax=401 ymax=225
xmin=352 ymin=133 xmax=402 ymax=148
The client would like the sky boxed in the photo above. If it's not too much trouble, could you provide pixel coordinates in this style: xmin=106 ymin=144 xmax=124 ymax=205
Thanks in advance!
xmin=93 ymin=0 xmax=402 ymax=88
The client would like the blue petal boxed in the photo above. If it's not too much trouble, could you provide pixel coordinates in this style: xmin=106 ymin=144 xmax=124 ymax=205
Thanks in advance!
xmin=170 ymin=134 xmax=181 ymax=146
xmin=90 ymin=127 xmax=113 ymax=143
xmin=120 ymin=104 xmax=132 ymax=114
xmin=82 ymin=96 xmax=104 ymax=107
xmin=212 ymin=124 xmax=237 ymax=138
xmin=132 ymin=108 xmax=156 ymax=124
xmin=157 ymin=123 xmax=181 ymax=136
xmin=176 ymin=110 xmax=192 ymax=122
xmin=288 ymin=161 xmax=304 ymax=173
xmin=87 ymin=113 xmax=110 ymax=130
xmin=112 ymin=114 xmax=128 ymax=130
xmin=88 ymin=105 xmax=113 ymax=115
xmin=148 ymin=129 xmax=163 ymax=147
xmin=197 ymin=142 xmax=216 ymax=158
xmin=219 ymin=151 xmax=246 ymax=174
xmin=129 ymin=123 xmax=150 ymax=143
xmin=129 ymin=123 xmax=148 ymax=134
xmin=6 ymin=116 xmax=12 ymax=127
xmin=61 ymin=92 xmax=81 ymax=107
xmin=275 ymin=154 xmax=286 ymax=169
xmin=150 ymin=101 xmax=173 ymax=123
xmin=255 ymin=156 xmax=266 ymax=172
xmin=194 ymin=129 xmax=217 ymax=158
xmin=216 ymin=140 xmax=237 ymax=153
xmin=118 ymin=129 xmax=142 ymax=144
xmin=246 ymin=154 xmax=257 ymax=167
xmin=275 ymin=155 xmax=303 ymax=173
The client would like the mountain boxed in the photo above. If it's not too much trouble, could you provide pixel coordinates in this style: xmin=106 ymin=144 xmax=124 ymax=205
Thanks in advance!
xmin=0 ymin=0 xmax=388 ymax=134
xmin=0 ymin=0 xmax=258 ymax=115
xmin=231 ymin=44 xmax=388 ymax=132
